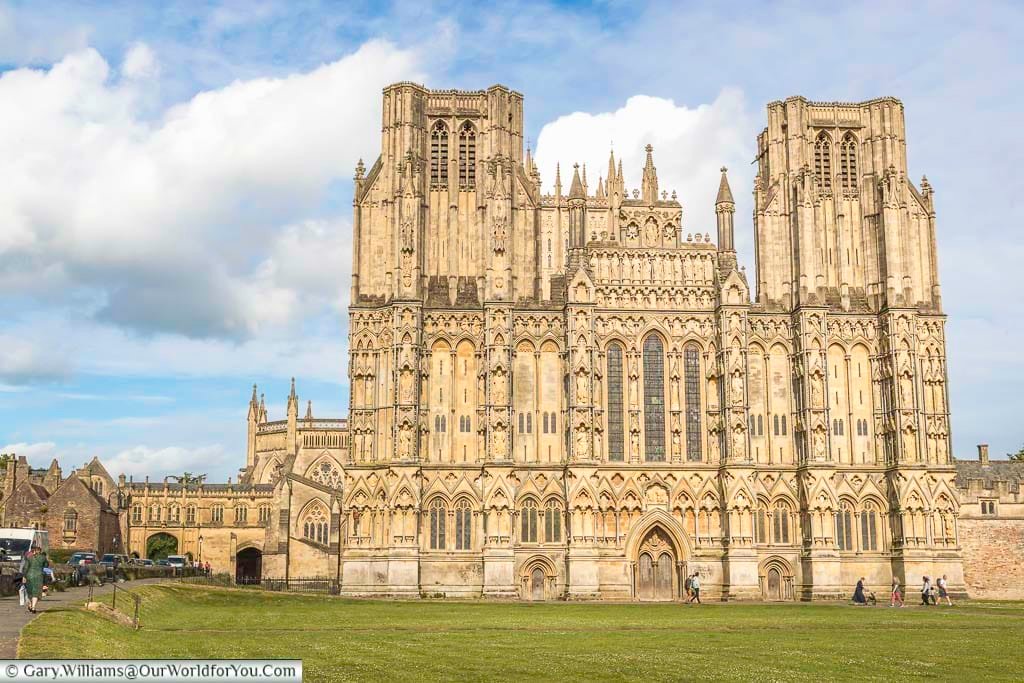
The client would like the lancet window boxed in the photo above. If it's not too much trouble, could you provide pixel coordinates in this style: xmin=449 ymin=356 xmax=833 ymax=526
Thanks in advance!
xmin=520 ymin=499 xmax=539 ymax=543
xmin=643 ymin=336 xmax=666 ymax=462
xmin=429 ymin=499 xmax=447 ymax=550
xmin=684 ymin=344 xmax=702 ymax=461
xmin=430 ymin=121 xmax=449 ymax=187
xmin=839 ymin=133 xmax=858 ymax=192
xmin=458 ymin=122 xmax=476 ymax=188
xmin=814 ymin=132 xmax=832 ymax=190
xmin=835 ymin=501 xmax=854 ymax=551
xmin=454 ymin=499 xmax=472 ymax=550
xmin=606 ymin=343 xmax=625 ymax=462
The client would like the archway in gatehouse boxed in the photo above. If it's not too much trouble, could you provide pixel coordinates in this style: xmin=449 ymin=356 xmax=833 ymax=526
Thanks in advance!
xmin=146 ymin=533 xmax=178 ymax=561
xmin=636 ymin=527 xmax=677 ymax=601
xmin=235 ymin=547 xmax=263 ymax=585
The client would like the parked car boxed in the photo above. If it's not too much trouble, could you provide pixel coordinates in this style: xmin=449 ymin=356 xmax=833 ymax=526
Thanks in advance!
xmin=156 ymin=559 xmax=170 ymax=567
xmin=166 ymin=555 xmax=188 ymax=569
xmin=68 ymin=552 xmax=97 ymax=566
xmin=139 ymin=559 xmax=155 ymax=567
xmin=98 ymin=553 xmax=130 ymax=568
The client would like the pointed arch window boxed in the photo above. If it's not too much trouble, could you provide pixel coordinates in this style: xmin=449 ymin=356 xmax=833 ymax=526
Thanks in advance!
xmin=454 ymin=499 xmax=472 ymax=550
xmin=840 ymin=133 xmax=858 ymax=192
xmin=684 ymin=344 xmax=702 ymax=461
xmin=772 ymin=501 xmax=791 ymax=544
xmin=814 ymin=132 xmax=832 ymax=191
xmin=607 ymin=343 xmax=625 ymax=462
xmin=430 ymin=121 xmax=449 ymax=187
xmin=860 ymin=502 xmax=879 ymax=551
xmin=643 ymin=336 xmax=666 ymax=462
xmin=458 ymin=122 xmax=476 ymax=189
xmin=835 ymin=501 xmax=854 ymax=551
xmin=429 ymin=499 xmax=447 ymax=550
xmin=520 ymin=499 xmax=539 ymax=543
xmin=544 ymin=500 xmax=562 ymax=543
xmin=301 ymin=502 xmax=329 ymax=545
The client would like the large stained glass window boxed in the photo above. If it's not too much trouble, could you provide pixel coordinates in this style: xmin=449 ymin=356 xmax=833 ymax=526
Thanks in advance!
xmin=643 ymin=336 xmax=666 ymax=462
xmin=684 ymin=344 xmax=702 ymax=461
xmin=607 ymin=344 xmax=625 ymax=461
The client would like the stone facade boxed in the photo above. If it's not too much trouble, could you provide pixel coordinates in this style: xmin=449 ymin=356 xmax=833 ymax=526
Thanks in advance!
xmin=7 ymin=86 xmax=1001 ymax=601
xmin=955 ymin=447 xmax=1024 ymax=599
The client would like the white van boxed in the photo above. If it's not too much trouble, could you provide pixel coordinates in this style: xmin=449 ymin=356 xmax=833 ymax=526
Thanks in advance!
xmin=166 ymin=555 xmax=187 ymax=568
xmin=0 ymin=528 xmax=50 ymax=562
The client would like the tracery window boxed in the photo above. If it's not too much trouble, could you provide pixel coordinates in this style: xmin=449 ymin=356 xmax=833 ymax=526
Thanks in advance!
xmin=606 ymin=344 xmax=625 ymax=462
xmin=301 ymin=502 xmax=329 ymax=545
xmin=430 ymin=121 xmax=449 ymax=187
xmin=454 ymin=499 xmax=472 ymax=550
xmin=839 ymin=133 xmax=858 ymax=192
xmin=860 ymin=503 xmax=879 ymax=551
xmin=63 ymin=510 xmax=78 ymax=533
xmin=772 ymin=501 xmax=791 ymax=544
xmin=835 ymin=502 xmax=854 ymax=551
xmin=149 ymin=504 xmax=161 ymax=522
xmin=684 ymin=344 xmax=702 ymax=461
xmin=311 ymin=460 xmax=342 ymax=489
xmin=755 ymin=506 xmax=767 ymax=544
xmin=168 ymin=505 xmax=180 ymax=523
xmin=814 ymin=132 xmax=832 ymax=190
xmin=520 ymin=499 xmax=539 ymax=543
xmin=643 ymin=336 xmax=666 ymax=462
xmin=544 ymin=500 xmax=562 ymax=543
xmin=458 ymin=122 xmax=476 ymax=188
xmin=429 ymin=499 xmax=447 ymax=550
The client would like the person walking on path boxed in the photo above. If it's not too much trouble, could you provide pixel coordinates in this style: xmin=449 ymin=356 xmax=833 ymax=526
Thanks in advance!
xmin=23 ymin=545 xmax=49 ymax=614
xmin=688 ymin=573 xmax=701 ymax=604
xmin=890 ymin=577 xmax=905 ymax=607
xmin=920 ymin=576 xmax=934 ymax=606
xmin=937 ymin=575 xmax=953 ymax=606
xmin=684 ymin=574 xmax=693 ymax=601
xmin=852 ymin=577 xmax=868 ymax=605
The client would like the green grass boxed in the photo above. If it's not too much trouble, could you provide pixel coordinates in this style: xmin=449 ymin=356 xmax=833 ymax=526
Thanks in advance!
xmin=19 ymin=585 xmax=1024 ymax=682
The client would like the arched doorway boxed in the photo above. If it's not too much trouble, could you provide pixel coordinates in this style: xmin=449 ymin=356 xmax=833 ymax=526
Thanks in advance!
xmin=636 ymin=527 xmax=677 ymax=601
xmin=236 ymin=547 xmax=262 ymax=585
xmin=760 ymin=559 xmax=794 ymax=601
xmin=146 ymin=533 xmax=178 ymax=561
xmin=531 ymin=567 xmax=544 ymax=601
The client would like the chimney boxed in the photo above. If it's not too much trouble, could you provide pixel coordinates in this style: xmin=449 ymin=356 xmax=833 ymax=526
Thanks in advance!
xmin=978 ymin=444 xmax=989 ymax=465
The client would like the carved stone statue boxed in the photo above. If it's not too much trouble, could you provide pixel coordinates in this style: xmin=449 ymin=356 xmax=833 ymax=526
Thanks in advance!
xmin=731 ymin=372 xmax=744 ymax=404
xmin=492 ymin=426 xmax=508 ymax=458
xmin=810 ymin=375 xmax=823 ymax=408
xmin=575 ymin=428 xmax=590 ymax=458
xmin=398 ymin=424 xmax=414 ymax=459
xmin=492 ymin=371 xmax=508 ymax=404
xmin=813 ymin=430 xmax=826 ymax=460
xmin=575 ymin=373 xmax=589 ymax=404
xmin=399 ymin=369 xmax=414 ymax=403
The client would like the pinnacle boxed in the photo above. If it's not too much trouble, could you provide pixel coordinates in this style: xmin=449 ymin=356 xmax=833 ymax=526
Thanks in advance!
xmin=716 ymin=166 xmax=735 ymax=205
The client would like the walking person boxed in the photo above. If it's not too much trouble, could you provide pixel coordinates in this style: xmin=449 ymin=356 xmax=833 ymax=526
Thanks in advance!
xmin=684 ymin=573 xmax=693 ymax=601
xmin=920 ymin=576 xmax=934 ymax=606
xmin=890 ymin=577 xmax=904 ymax=607
xmin=937 ymin=574 xmax=953 ymax=606
xmin=23 ymin=544 xmax=49 ymax=614
xmin=689 ymin=573 xmax=701 ymax=605
xmin=852 ymin=577 xmax=868 ymax=605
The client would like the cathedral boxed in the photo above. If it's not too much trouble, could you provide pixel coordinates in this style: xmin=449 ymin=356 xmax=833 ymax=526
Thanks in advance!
xmin=115 ymin=84 xmax=968 ymax=600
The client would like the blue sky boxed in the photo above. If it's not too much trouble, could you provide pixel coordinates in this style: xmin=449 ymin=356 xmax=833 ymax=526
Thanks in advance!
xmin=1 ymin=0 xmax=1021 ymax=479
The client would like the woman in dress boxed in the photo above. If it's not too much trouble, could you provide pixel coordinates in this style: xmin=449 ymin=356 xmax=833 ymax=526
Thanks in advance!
xmin=23 ymin=544 xmax=49 ymax=614
xmin=852 ymin=577 xmax=868 ymax=605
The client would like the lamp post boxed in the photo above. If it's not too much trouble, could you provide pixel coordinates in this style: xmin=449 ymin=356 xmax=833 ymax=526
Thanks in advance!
xmin=198 ymin=535 xmax=204 ymax=564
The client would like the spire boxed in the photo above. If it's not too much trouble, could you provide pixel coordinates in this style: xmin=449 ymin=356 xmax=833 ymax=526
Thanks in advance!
xmin=641 ymin=144 xmax=658 ymax=204
xmin=258 ymin=393 xmax=266 ymax=423
xmin=607 ymin=149 xmax=616 ymax=188
xmin=715 ymin=166 xmax=735 ymax=205
xmin=554 ymin=162 xmax=562 ymax=198
xmin=596 ymin=176 xmax=606 ymax=199
xmin=617 ymin=159 xmax=624 ymax=184
xmin=582 ymin=164 xmax=589 ymax=197
xmin=715 ymin=167 xmax=736 ymax=253
xmin=305 ymin=400 xmax=313 ymax=420
xmin=247 ymin=384 xmax=258 ymax=421
xmin=568 ymin=163 xmax=585 ymax=200
xmin=286 ymin=377 xmax=298 ymax=416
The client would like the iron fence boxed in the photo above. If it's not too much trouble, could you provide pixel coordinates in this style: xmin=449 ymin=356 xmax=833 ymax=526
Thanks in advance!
xmin=181 ymin=574 xmax=339 ymax=594
xmin=87 ymin=583 xmax=142 ymax=629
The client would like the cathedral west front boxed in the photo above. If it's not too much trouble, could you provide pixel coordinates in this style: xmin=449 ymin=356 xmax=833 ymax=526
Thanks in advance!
xmin=118 ymin=83 xmax=968 ymax=601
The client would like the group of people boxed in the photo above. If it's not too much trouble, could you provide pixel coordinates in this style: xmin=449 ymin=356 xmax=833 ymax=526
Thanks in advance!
xmin=13 ymin=545 xmax=50 ymax=614
xmin=683 ymin=572 xmax=702 ymax=604
xmin=852 ymin=574 xmax=954 ymax=607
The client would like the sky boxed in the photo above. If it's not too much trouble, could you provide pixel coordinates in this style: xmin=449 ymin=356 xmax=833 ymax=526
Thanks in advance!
xmin=1 ymin=0 xmax=1021 ymax=480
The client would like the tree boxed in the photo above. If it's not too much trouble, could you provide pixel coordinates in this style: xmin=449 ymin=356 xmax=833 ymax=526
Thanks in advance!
xmin=146 ymin=533 xmax=179 ymax=560
xmin=1008 ymin=446 xmax=1024 ymax=462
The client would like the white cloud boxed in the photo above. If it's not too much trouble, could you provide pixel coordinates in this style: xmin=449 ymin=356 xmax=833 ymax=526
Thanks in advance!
xmin=0 ymin=39 xmax=419 ymax=341
xmin=104 ymin=444 xmax=227 ymax=480
xmin=533 ymin=89 xmax=757 ymax=258
xmin=0 ymin=441 xmax=60 ymax=463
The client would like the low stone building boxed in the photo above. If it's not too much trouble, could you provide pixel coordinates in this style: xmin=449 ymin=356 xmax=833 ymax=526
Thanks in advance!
xmin=0 ymin=455 xmax=121 ymax=555
xmin=955 ymin=445 xmax=1024 ymax=600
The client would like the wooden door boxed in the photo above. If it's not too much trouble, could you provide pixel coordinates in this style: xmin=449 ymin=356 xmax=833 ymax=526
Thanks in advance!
xmin=638 ymin=553 xmax=655 ymax=599
xmin=655 ymin=552 xmax=674 ymax=600
xmin=767 ymin=567 xmax=781 ymax=600
xmin=531 ymin=567 xmax=545 ymax=601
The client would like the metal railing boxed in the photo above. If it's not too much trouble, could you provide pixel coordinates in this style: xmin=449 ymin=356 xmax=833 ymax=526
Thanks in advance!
xmin=181 ymin=574 xmax=339 ymax=594
xmin=87 ymin=583 xmax=142 ymax=629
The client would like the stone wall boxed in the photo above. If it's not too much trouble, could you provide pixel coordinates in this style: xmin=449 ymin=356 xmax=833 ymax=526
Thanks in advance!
xmin=959 ymin=518 xmax=1024 ymax=599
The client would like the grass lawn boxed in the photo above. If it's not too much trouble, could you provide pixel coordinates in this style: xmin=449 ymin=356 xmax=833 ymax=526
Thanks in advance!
xmin=19 ymin=584 xmax=1024 ymax=682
